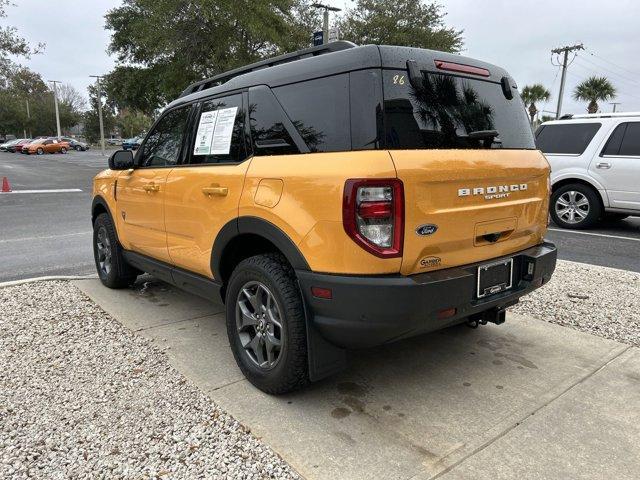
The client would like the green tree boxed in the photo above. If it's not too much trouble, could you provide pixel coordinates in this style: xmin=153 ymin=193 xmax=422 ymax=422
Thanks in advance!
xmin=338 ymin=0 xmax=463 ymax=52
xmin=573 ymin=76 xmax=616 ymax=114
xmin=83 ymin=84 xmax=117 ymax=143
xmin=104 ymin=0 xmax=320 ymax=109
xmin=117 ymin=109 xmax=153 ymax=138
xmin=521 ymin=84 xmax=551 ymax=125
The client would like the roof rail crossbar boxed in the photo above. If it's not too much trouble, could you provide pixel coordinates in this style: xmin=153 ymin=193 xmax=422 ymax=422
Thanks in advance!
xmin=179 ymin=41 xmax=358 ymax=98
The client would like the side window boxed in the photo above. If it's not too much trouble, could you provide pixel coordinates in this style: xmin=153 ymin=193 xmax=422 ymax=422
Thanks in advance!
xmin=191 ymin=94 xmax=247 ymax=164
xmin=535 ymin=123 xmax=601 ymax=155
xmin=248 ymin=86 xmax=299 ymax=156
xmin=601 ymin=123 xmax=626 ymax=156
xmin=619 ymin=122 xmax=640 ymax=156
xmin=350 ymin=69 xmax=383 ymax=150
xmin=139 ymin=106 xmax=190 ymax=167
xmin=273 ymin=74 xmax=351 ymax=152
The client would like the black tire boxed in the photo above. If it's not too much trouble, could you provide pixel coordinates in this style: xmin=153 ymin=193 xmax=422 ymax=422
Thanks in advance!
xmin=604 ymin=213 xmax=629 ymax=221
xmin=75 ymin=145 xmax=82 ymax=151
xmin=92 ymin=213 xmax=139 ymax=288
xmin=60 ymin=147 xmax=67 ymax=154
xmin=550 ymin=183 xmax=602 ymax=229
xmin=225 ymin=253 xmax=309 ymax=394
xmin=36 ymin=148 xmax=44 ymax=155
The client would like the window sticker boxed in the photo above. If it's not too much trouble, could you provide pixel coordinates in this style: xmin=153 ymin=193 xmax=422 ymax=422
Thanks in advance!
xmin=193 ymin=110 xmax=218 ymax=155
xmin=193 ymin=106 xmax=238 ymax=155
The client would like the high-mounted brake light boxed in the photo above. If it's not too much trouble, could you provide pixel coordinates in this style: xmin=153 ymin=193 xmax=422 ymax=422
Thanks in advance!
xmin=343 ymin=179 xmax=404 ymax=258
xmin=434 ymin=60 xmax=490 ymax=77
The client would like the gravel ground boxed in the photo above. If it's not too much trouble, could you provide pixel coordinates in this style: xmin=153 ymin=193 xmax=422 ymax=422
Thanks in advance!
xmin=513 ymin=259 xmax=640 ymax=346
xmin=0 ymin=281 xmax=299 ymax=480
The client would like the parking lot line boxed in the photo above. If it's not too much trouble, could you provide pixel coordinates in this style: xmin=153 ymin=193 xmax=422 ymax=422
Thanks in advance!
xmin=548 ymin=228 xmax=640 ymax=243
xmin=0 ymin=231 xmax=92 ymax=244
xmin=0 ymin=188 xmax=83 ymax=194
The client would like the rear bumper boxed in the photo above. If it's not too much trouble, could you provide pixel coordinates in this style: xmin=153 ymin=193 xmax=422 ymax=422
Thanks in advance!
xmin=297 ymin=241 xmax=557 ymax=349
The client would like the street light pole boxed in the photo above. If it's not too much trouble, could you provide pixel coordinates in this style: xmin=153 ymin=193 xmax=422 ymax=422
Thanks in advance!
xmin=25 ymin=99 xmax=31 ymax=138
xmin=48 ymin=80 xmax=62 ymax=139
xmin=311 ymin=3 xmax=341 ymax=44
xmin=90 ymin=75 xmax=106 ymax=156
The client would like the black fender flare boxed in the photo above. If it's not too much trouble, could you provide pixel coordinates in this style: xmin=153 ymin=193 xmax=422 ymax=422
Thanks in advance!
xmin=210 ymin=216 xmax=310 ymax=282
xmin=91 ymin=196 xmax=123 ymax=246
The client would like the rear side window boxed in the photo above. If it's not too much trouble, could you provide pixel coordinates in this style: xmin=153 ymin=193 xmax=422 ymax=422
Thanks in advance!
xmin=535 ymin=123 xmax=601 ymax=155
xmin=274 ymin=74 xmax=350 ymax=152
xmin=619 ymin=122 xmax=640 ymax=156
xmin=601 ymin=124 xmax=626 ymax=156
xmin=191 ymin=94 xmax=247 ymax=164
xmin=383 ymin=70 xmax=535 ymax=150
xmin=248 ymin=86 xmax=300 ymax=156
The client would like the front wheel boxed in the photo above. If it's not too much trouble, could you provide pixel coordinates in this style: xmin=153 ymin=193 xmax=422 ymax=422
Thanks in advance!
xmin=93 ymin=213 xmax=139 ymax=288
xmin=60 ymin=147 xmax=67 ymax=154
xmin=75 ymin=146 xmax=82 ymax=151
xmin=225 ymin=253 xmax=309 ymax=394
xmin=36 ymin=148 xmax=44 ymax=155
xmin=550 ymin=183 xmax=602 ymax=229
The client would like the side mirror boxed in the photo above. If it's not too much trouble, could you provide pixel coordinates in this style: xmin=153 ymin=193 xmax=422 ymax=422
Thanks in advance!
xmin=109 ymin=149 xmax=135 ymax=170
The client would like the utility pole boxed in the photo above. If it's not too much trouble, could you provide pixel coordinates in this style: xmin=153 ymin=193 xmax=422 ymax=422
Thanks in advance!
xmin=551 ymin=43 xmax=584 ymax=119
xmin=48 ymin=80 xmax=62 ymax=138
xmin=25 ymin=99 xmax=31 ymax=138
xmin=609 ymin=102 xmax=621 ymax=113
xmin=90 ymin=75 xmax=106 ymax=156
xmin=311 ymin=3 xmax=341 ymax=44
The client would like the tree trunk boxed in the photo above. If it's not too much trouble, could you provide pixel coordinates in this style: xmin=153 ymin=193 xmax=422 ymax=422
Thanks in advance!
xmin=528 ymin=103 xmax=537 ymax=125
xmin=588 ymin=100 xmax=598 ymax=114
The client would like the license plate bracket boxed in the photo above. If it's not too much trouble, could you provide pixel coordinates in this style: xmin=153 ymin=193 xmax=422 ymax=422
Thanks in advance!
xmin=477 ymin=258 xmax=513 ymax=299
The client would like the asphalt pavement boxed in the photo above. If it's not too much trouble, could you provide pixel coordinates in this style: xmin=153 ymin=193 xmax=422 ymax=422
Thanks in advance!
xmin=1 ymin=149 xmax=639 ymax=282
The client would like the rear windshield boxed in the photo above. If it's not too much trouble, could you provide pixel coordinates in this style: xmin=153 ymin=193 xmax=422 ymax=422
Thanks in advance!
xmin=535 ymin=123 xmax=601 ymax=155
xmin=383 ymin=70 xmax=535 ymax=150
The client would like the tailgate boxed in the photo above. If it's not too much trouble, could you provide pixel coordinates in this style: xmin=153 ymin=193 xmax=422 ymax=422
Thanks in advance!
xmin=390 ymin=149 xmax=550 ymax=275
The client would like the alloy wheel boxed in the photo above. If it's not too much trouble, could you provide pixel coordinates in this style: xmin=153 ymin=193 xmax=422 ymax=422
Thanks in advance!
xmin=555 ymin=190 xmax=590 ymax=224
xmin=236 ymin=281 xmax=284 ymax=369
xmin=95 ymin=226 xmax=112 ymax=276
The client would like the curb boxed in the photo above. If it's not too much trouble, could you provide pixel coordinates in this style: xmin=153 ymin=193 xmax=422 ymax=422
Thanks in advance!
xmin=0 ymin=275 xmax=98 ymax=288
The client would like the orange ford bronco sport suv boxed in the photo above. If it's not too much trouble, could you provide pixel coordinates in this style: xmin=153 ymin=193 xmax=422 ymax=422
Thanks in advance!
xmin=92 ymin=42 xmax=557 ymax=394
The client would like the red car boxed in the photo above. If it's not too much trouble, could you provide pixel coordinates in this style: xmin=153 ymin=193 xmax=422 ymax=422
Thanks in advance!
xmin=8 ymin=139 xmax=32 ymax=152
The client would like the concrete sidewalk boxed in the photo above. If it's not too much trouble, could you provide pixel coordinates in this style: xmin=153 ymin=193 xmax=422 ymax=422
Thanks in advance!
xmin=74 ymin=277 xmax=640 ymax=480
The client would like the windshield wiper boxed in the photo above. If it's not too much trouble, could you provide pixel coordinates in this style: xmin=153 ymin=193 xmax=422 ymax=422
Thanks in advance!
xmin=466 ymin=130 xmax=502 ymax=148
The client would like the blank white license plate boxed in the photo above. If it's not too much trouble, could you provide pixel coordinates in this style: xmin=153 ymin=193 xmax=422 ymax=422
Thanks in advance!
xmin=477 ymin=258 xmax=513 ymax=298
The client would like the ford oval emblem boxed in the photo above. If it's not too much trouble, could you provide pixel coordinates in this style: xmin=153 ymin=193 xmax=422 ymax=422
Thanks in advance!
xmin=416 ymin=224 xmax=438 ymax=236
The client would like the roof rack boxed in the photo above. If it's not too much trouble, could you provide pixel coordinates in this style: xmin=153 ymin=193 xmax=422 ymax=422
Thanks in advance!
xmin=559 ymin=112 xmax=640 ymax=120
xmin=179 ymin=41 xmax=358 ymax=98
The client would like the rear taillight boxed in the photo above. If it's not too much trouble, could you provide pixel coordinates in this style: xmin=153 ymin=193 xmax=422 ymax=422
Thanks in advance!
xmin=343 ymin=179 xmax=404 ymax=258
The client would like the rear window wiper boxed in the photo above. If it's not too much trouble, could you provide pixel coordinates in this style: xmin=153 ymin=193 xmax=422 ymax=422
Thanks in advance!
xmin=465 ymin=130 xmax=502 ymax=148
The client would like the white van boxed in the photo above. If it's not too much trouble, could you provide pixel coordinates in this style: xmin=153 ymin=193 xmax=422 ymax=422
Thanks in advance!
xmin=536 ymin=113 xmax=640 ymax=229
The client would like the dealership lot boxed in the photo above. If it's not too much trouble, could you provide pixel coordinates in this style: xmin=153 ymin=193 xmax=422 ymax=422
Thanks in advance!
xmin=1 ymin=150 xmax=639 ymax=283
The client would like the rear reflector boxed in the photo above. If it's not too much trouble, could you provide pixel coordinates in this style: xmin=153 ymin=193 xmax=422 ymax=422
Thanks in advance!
xmin=437 ymin=307 xmax=457 ymax=320
xmin=434 ymin=60 xmax=490 ymax=77
xmin=311 ymin=287 xmax=332 ymax=299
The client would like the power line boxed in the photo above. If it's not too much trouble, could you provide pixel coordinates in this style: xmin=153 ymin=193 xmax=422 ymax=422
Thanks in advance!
xmin=586 ymin=49 xmax=640 ymax=77
xmin=574 ymin=54 xmax=640 ymax=88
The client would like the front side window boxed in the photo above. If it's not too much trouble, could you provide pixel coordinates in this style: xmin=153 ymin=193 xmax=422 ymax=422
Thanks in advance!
xmin=384 ymin=70 xmax=535 ymax=150
xmin=139 ymin=106 xmax=190 ymax=167
xmin=274 ymin=74 xmax=351 ymax=152
xmin=535 ymin=123 xmax=601 ymax=155
xmin=191 ymin=94 xmax=247 ymax=164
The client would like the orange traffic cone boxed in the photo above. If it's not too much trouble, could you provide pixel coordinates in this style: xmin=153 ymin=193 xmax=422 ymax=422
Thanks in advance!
xmin=1 ymin=176 xmax=11 ymax=193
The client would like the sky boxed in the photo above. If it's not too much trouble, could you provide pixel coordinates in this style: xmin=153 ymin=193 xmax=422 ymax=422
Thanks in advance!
xmin=4 ymin=0 xmax=640 ymax=115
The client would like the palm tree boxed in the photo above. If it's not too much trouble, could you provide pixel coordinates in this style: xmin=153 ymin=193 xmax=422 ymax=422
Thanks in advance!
xmin=521 ymin=84 xmax=551 ymax=125
xmin=573 ymin=76 xmax=616 ymax=114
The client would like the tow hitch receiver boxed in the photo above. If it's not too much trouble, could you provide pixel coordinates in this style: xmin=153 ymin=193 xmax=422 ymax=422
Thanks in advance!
xmin=467 ymin=307 xmax=507 ymax=328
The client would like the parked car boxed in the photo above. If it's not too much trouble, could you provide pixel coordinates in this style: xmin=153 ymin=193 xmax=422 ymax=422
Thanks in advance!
xmin=9 ymin=139 xmax=33 ymax=152
xmin=92 ymin=42 xmax=557 ymax=394
xmin=107 ymin=138 xmax=123 ymax=146
xmin=22 ymin=138 xmax=68 ymax=155
xmin=0 ymin=135 xmax=16 ymax=144
xmin=536 ymin=112 xmax=640 ymax=229
xmin=0 ymin=138 xmax=23 ymax=151
xmin=122 ymin=136 xmax=143 ymax=150
xmin=60 ymin=137 xmax=89 ymax=151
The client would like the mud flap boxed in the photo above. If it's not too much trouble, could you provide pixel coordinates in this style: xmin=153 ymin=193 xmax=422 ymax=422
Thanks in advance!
xmin=299 ymin=284 xmax=347 ymax=381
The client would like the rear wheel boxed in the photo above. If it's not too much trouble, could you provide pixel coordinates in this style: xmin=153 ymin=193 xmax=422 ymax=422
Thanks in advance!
xmin=550 ymin=183 xmax=602 ymax=229
xmin=225 ymin=253 xmax=309 ymax=394
xmin=75 ymin=145 xmax=82 ymax=151
xmin=93 ymin=213 xmax=139 ymax=288
xmin=60 ymin=147 xmax=67 ymax=154
xmin=36 ymin=148 xmax=44 ymax=155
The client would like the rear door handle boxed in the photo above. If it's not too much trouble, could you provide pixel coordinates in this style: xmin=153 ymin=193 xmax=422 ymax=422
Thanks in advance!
xmin=202 ymin=186 xmax=228 ymax=196
xmin=596 ymin=162 xmax=611 ymax=169
xmin=143 ymin=183 xmax=160 ymax=192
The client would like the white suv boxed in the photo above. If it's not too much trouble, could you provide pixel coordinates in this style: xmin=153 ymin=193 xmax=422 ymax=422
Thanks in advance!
xmin=536 ymin=113 xmax=640 ymax=229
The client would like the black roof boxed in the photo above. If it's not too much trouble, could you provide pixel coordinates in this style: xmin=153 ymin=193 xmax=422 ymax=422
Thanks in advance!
xmin=168 ymin=43 xmax=511 ymax=109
